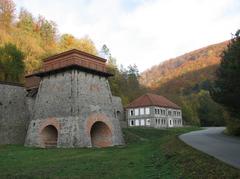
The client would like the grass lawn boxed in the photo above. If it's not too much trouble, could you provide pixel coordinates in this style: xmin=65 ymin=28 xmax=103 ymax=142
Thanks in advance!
xmin=0 ymin=127 xmax=239 ymax=178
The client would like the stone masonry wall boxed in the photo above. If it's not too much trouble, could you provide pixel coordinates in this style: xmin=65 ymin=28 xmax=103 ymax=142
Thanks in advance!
xmin=112 ymin=96 xmax=126 ymax=128
xmin=0 ymin=82 xmax=29 ymax=144
xmin=32 ymin=70 xmax=115 ymax=119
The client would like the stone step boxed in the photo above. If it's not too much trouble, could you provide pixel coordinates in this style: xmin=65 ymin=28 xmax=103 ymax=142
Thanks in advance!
xmin=44 ymin=141 xmax=57 ymax=148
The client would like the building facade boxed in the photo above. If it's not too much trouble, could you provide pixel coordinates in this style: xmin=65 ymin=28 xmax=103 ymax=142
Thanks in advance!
xmin=0 ymin=49 xmax=124 ymax=148
xmin=126 ymin=93 xmax=183 ymax=128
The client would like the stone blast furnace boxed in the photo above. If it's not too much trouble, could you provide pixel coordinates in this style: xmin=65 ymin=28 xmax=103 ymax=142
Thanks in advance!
xmin=24 ymin=49 xmax=124 ymax=148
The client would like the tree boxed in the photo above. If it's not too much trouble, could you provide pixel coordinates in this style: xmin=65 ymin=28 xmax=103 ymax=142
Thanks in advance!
xmin=17 ymin=8 xmax=35 ymax=33
xmin=0 ymin=43 xmax=25 ymax=82
xmin=197 ymin=90 xmax=225 ymax=126
xmin=59 ymin=34 xmax=76 ymax=50
xmin=180 ymin=95 xmax=200 ymax=126
xmin=0 ymin=0 xmax=100 ymax=75
xmin=77 ymin=36 xmax=97 ymax=55
xmin=59 ymin=35 xmax=97 ymax=55
xmin=210 ymin=29 xmax=240 ymax=135
xmin=37 ymin=15 xmax=57 ymax=52
xmin=0 ymin=0 xmax=15 ymax=30
xmin=126 ymin=65 xmax=142 ymax=100
xmin=102 ymin=45 xmax=146 ymax=105
xmin=100 ymin=44 xmax=110 ymax=59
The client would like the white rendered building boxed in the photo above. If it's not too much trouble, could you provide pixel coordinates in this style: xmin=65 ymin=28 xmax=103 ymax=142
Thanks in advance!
xmin=126 ymin=93 xmax=183 ymax=128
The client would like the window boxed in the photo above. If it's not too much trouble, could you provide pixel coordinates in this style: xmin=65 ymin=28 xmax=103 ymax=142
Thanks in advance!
xmin=140 ymin=108 xmax=144 ymax=115
xmin=163 ymin=110 xmax=166 ymax=115
xmin=146 ymin=119 xmax=151 ymax=126
xmin=140 ymin=119 xmax=145 ymax=126
xmin=158 ymin=119 xmax=160 ymax=125
xmin=158 ymin=109 xmax=160 ymax=114
xmin=129 ymin=109 xmax=134 ymax=116
xmin=117 ymin=111 xmax=121 ymax=120
xmin=135 ymin=108 xmax=139 ymax=116
xmin=130 ymin=120 xmax=134 ymax=126
xmin=156 ymin=119 xmax=158 ymax=124
xmin=155 ymin=109 xmax=157 ymax=114
xmin=161 ymin=119 xmax=164 ymax=125
xmin=177 ymin=111 xmax=181 ymax=116
xmin=168 ymin=110 xmax=172 ymax=116
xmin=170 ymin=120 xmax=172 ymax=125
xmin=135 ymin=119 xmax=139 ymax=126
xmin=145 ymin=108 xmax=150 ymax=115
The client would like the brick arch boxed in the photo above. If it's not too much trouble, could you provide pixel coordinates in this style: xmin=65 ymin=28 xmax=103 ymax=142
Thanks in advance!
xmin=39 ymin=118 xmax=60 ymax=148
xmin=86 ymin=114 xmax=113 ymax=148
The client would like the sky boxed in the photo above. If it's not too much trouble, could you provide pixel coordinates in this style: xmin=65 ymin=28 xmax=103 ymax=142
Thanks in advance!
xmin=15 ymin=0 xmax=240 ymax=72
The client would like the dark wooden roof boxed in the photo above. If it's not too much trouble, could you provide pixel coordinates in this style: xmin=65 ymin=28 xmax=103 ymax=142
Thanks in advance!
xmin=43 ymin=49 xmax=107 ymax=62
xmin=126 ymin=93 xmax=181 ymax=109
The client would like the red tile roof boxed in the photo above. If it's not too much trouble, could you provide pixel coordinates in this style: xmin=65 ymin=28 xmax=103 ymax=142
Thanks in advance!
xmin=126 ymin=93 xmax=181 ymax=109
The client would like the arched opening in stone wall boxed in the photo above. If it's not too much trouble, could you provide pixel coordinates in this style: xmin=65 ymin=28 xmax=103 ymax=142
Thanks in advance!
xmin=41 ymin=125 xmax=58 ymax=148
xmin=116 ymin=111 xmax=121 ymax=121
xmin=90 ymin=121 xmax=112 ymax=148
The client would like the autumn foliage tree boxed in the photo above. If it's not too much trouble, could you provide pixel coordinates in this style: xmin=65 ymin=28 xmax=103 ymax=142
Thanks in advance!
xmin=0 ymin=0 xmax=15 ymax=30
xmin=0 ymin=43 xmax=25 ymax=82
xmin=59 ymin=34 xmax=97 ymax=55
xmin=0 ymin=0 xmax=98 ymax=77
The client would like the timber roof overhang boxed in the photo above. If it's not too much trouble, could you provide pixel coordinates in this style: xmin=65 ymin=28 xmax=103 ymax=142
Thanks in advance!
xmin=25 ymin=64 xmax=113 ymax=78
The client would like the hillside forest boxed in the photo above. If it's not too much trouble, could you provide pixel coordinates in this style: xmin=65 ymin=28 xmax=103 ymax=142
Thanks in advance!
xmin=0 ymin=0 xmax=98 ymax=77
xmin=0 ymin=0 xmax=237 ymax=129
xmin=140 ymin=41 xmax=229 ymax=126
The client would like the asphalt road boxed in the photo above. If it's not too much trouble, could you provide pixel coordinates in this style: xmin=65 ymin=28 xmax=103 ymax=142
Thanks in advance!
xmin=179 ymin=127 xmax=240 ymax=169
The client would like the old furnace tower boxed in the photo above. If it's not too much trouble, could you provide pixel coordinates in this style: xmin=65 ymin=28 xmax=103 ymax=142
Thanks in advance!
xmin=24 ymin=49 xmax=124 ymax=148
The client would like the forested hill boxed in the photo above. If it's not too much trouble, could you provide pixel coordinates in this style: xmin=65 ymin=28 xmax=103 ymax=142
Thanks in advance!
xmin=140 ymin=41 xmax=230 ymax=126
xmin=140 ymin=41 xmax=229 ymax=89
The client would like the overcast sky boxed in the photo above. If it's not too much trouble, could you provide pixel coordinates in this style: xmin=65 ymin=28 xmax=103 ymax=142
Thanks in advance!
xmin=15 ymin=0 xmax=240 ymax=72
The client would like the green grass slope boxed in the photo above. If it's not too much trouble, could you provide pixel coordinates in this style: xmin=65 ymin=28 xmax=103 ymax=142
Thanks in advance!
xmin=0 ymin=127 xmax=239 ymax=178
